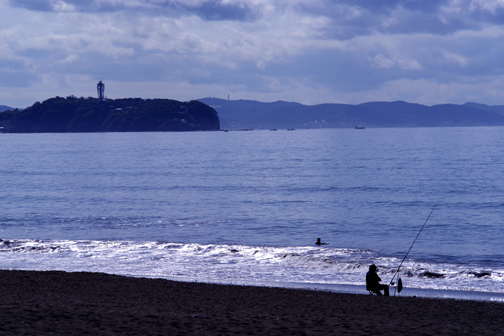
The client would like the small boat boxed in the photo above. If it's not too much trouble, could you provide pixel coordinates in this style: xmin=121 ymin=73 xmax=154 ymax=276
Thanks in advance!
xmin=354 ymin=126 xmax=365 ymax=129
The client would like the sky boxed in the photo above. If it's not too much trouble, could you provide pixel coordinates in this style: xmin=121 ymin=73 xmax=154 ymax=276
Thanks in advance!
xmin=2 ymin=0 xmax=504 ymax=108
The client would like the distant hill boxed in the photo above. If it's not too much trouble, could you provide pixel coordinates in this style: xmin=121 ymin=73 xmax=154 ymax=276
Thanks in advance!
xmin=464 ymin=102 xmax=504 ymax=116
xmin=0 ymin=105 xmax=13 ymax=112
xmin=0 ymin=96 xmax=220 ymax=133
xmin=198 ymin=98 xmax=504 ymax=129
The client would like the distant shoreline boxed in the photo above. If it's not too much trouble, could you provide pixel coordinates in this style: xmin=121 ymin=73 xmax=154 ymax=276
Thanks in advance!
xmin=200 ymin=98 xmax=504 ymax=130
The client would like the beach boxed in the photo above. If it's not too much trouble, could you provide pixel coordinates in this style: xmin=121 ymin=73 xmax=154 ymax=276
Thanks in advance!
xmin=0 ymin=270 xmax=502 ymax=335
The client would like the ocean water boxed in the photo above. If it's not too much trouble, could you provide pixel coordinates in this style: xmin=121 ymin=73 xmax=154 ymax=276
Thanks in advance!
xmin=1 ymin=127 xmax=503 ymax=299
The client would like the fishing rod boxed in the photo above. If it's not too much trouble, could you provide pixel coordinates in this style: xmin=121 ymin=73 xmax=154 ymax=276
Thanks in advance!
xmin=389 ymin=199 xmax=441 ymax=287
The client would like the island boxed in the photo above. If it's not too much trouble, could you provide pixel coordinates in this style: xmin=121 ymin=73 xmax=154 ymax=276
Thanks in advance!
xmin=0 ymin=96 xmax=220 ymax=133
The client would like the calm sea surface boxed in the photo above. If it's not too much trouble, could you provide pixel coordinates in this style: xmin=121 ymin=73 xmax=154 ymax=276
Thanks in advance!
xmin=1 ymin=127 xmax=503 ymax=297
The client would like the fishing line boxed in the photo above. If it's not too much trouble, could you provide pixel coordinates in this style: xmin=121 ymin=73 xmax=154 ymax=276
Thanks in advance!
xmin=389 ymin=198 xmax=441 ymax=287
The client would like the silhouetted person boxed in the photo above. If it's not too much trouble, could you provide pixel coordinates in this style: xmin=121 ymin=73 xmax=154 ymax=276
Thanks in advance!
xmin=366 ymin=264 xmax=389 ymax=296
xmin=315 ymin=238 xmax=328 ymax=246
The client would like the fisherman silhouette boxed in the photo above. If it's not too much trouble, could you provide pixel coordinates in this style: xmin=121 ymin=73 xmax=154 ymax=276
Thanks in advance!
xmin=315 ymin=238 xmax=328 ymax=246
xmin=366 ymin=264 xmax=390 ymax=296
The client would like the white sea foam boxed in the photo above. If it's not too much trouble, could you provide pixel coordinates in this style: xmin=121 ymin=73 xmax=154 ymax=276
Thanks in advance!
xmin=0 ymin=239 xmax=501 ymax=294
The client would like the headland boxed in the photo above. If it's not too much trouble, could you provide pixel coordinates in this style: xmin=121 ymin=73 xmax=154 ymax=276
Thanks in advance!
xmin=0 ymin=96 xmax=220 ymax=133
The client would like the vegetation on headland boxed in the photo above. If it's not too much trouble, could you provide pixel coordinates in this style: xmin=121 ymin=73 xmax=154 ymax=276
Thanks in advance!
xmin=0 ymin=96 xmax=220 ymax=133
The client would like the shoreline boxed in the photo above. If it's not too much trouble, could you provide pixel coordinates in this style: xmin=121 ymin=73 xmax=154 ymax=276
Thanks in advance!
xmin=0 ymin=270 xmax=503 ymax=335
xmin=5 ymin=266 xmax=504 ymax=303
xmin=157 ymin=277 xmax=504 ymax=303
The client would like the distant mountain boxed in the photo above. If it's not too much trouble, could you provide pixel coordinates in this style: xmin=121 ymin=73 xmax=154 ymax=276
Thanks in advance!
xmin=0 ymin=105 xmax=13 ymax=112
xmin=0 ymin=96 xmax=220 ymax=133
xmin=198 ymin=98 xmax=504 ymax=129
xmin=464 ymin=102 xmax=504 ymax=116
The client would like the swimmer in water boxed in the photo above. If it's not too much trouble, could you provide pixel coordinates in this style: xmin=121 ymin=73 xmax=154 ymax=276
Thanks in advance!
xmin=315 ymin=238 xmax=328 ymax=246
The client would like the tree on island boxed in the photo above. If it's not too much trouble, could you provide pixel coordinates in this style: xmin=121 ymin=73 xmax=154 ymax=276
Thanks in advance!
xmin=0 ymin=96 xmax=220 ymax=133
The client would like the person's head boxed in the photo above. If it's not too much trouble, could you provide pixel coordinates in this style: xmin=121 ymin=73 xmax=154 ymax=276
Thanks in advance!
xmin=317 ymin=238 xmax=321 ymax=242
xmin=369 ymin=264 xmax=377 ymax=272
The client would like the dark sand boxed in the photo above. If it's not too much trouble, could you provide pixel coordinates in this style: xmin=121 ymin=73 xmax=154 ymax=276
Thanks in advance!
xmin=0 ymin=270 xmax=502 ymax=335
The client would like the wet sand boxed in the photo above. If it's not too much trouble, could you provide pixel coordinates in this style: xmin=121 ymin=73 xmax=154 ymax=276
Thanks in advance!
xmin=0 ymin=270 xmax=502 ymax=335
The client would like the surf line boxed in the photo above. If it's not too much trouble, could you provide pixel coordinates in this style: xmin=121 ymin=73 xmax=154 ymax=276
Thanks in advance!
xmin=389 ymin=198 xmax=441 ymax=291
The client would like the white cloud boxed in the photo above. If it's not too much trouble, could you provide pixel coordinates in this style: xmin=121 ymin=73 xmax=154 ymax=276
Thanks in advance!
xmin=60 ymin=54 xmax=80 ymax=64
xmin=52 ymin=0 xmax=76 ymax=12
xmin=372 ymin=54 xmax=397 ymax=69
xmin=2 ymin=0 xmax=504 ymax=108
xmin=442 ymin=51 xmax=468 ymax=66
xmin=470 ymin=0 xmax=504 ymax=13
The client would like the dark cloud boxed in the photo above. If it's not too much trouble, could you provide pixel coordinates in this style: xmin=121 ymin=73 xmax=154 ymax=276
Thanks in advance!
xmin=9 ymin=0 xmax=255 ymax=21
xmin=294 ymin=0 xmax=472 ymax=39
xmin=400 ymin=0 xmax=450 ymax=13
xmin=193 ymin=2 xmax=254 ymax=21
xmin=384 ymin=15 xmax=476 ymax=35
xmin=9 ymin=0 xmax=53 ymax=11
xmin=347 ymin=0 xmax=450 ymax=13
xmin=8 ymin=0 xmax=504 ymax=29
xmin=315 ymin=0 xmax=482 ymax=37
xmin=470 ymin=5 xmax=504 ymax=25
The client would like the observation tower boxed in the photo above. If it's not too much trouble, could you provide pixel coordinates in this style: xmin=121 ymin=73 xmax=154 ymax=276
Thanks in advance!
xmin=97 ymin=80 xmax=105 ymax=102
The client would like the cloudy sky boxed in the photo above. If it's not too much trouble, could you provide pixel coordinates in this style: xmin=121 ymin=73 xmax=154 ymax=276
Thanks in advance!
xmin=2 ymin=0 xmax=504 ymax=108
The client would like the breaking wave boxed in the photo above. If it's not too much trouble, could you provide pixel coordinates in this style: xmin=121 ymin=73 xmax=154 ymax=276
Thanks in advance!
xmin=0 ymin=239 xmax=502 ymax=294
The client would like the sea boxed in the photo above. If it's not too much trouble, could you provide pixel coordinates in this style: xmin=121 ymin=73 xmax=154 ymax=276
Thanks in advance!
xmin=1 ymin=127 xmax=503 ymax=301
